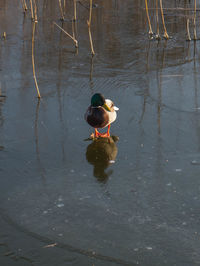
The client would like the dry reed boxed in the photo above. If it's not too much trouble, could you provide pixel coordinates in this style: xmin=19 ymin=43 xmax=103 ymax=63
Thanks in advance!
xmin=193 ymin=0 xmax=197 ymax=40
xmin=21 ymin=0 xmax=28 ymax=12
xmin=90 ymin=55 xmax=94 ymax=82
xmin=73 ymin=0 xmax=77 ymax=21
xmin=145 ymin=0 xmax=153 ymax=37
xmin=2 ymin=32 xmax=6 ymax=39
xmin=53 ymin=21 xmax=78 ymax=47
xmin=87 ymin=0 xmax=95 ymax=55
xmin=30 ymin=0 xmax=34 ymax=21
xmin=72 ymin=0 xmax=77 ymax=39
xmin=59 ymin=0 xmax=65 ymax=21
xmin=32 ymin=22 xmax=41 ymax=98
xmin=155 ymin=0 xmax=160 ymax=40
xmin=33 ymin=0 xmax=38 ymax=23
xmin=186 ymin=18 xmax=191 ymax=41
xmin=72 ymin=19 xmax=75 ymax=39
xmin=160 ymin=0 xmax=169 ymax=39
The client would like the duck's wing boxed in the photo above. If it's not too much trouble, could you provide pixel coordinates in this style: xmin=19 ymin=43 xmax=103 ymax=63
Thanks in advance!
xmin=85 ymin=106 xmax=109 ymax=128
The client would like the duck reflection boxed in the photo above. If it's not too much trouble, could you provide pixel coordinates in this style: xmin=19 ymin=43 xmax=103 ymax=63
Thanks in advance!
xmin=86 ymin=136 xmax=118 ymax=182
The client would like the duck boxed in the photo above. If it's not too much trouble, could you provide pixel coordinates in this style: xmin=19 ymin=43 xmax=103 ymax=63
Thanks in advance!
xmin=85 ymin=93 xmax=119 ymax=138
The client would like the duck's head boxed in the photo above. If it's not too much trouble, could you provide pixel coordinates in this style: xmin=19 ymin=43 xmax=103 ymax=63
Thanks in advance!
xmin=91 ymin=93 xmax=111 ymax=112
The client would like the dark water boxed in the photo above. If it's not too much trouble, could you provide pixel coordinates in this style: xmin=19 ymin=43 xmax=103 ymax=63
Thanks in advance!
xmin=1 ymin=0 xmax=200 ymax=265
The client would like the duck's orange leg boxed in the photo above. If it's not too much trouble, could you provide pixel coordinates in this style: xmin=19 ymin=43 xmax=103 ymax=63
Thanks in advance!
xmin=95 ymin=128 xmax=101 ymax=138
xmin=106 ymin=124 xmax=110 ymax=137
xmin=94 ymin=125 xmax=110 ymax=138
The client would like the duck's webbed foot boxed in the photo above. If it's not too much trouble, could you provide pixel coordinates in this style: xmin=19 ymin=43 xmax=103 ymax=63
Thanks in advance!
xmin=93 ymin=125 xmax=110 ymax=138
xmin=90 ymin=129 xmax=101 ymax=139
xmin=99 ymin=132 xmax=109 ymax=138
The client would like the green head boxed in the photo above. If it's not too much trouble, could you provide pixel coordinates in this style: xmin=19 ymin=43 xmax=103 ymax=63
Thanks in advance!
xmin=91 ymin=93 xmax=111 ymax=111
xmin=91 ymin=93 xmax=105 ymax=107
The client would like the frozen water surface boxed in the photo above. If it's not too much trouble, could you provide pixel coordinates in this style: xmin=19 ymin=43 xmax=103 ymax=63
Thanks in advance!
xmin=0 ymin=0 xmax=200 ymax=265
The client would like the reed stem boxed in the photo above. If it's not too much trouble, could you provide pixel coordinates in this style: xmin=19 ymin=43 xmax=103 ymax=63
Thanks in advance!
xmin=32 ymin=22 xmax=41 ymax=98
xmin=2 ymin=32 xmax=6 ymax=39
xmin=63 ymin=0 xmax=66 ymax=12
xmin=145 ymin=0 xmax=153 ymax=36
xmin=87 ymin=0 xmax=95 ymax=55
xmin=72 ymin=19 xmax=75 ymax=39
xmin=193 ymin=0 xmax=197 ymax=40
xmin=33 ymin=0 xmax=38 ymax=23
xmin=21 ymin=0 xmax=28 ymax=12
xmin=155 ymin=0 xmax=160 ymax=40
xmin=59 ymin=0 xmax=65 ymax=21
xmin=30 ymin=0 xmax=34 ymax=21
xmin=160 ymin=0 xmax=169 ymax=39
xmin=73 ymin=0 xmax=77 ymax=21
xmin=186 ymin=18 xmax=191 ymax=41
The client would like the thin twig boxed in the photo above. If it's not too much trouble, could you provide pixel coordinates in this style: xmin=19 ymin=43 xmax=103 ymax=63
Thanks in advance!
xmin=87 ymin=0 xmax=95 ymax=55
xmin=160 ymin=0 xmax=169 ymax=39
xmin=53 ymin=22 xmax=78 ymax=47
xmin=32 ymin=22 xmax=41 ymax=98
xmin=43 ymin=243 xmax=57 ymax=248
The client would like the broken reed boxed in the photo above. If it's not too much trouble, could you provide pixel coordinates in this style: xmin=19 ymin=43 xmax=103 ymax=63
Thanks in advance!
xmin=53 ymin=22 xmax=78 ymax=47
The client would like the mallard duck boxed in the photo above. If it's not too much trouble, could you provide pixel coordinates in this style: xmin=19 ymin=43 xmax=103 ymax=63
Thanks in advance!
xmin=85 ymin=93 xmax=119 ymax=138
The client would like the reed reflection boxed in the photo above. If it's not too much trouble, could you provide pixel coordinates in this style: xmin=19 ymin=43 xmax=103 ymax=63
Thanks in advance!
xmin=86 ymin=136 xmax=118 ymax=183
xmin=0 ymin=94 xmax=6 ymax=128
xmin=0 ymin=82 xmax=6 ymax=152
